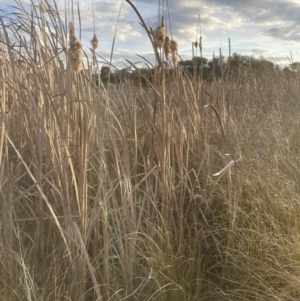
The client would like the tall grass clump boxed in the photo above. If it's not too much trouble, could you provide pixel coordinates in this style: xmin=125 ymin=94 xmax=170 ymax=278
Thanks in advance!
xmin=1 ymin=0 xmax=300 ymax=300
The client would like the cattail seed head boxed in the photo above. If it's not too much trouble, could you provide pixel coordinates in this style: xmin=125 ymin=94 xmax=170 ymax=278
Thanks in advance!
xmin=68 ymin=54 xmax=83 ymax=72
xmin=199 ymin=36 xmax=203 ymax=51
xmin=170 ymin=39 xmax=178 ymax=54
xmin=90 ymin=34 xmax=99 ymax=66
xmin=164 ymin=36 xmax=171 ymax=60
xmin=153 ymin=25 xmax=165 ymax=48
xmin=39 ymin=2 xmax=46 ymax=14
xmin=170 ymin=39 xmax=178 ymax=68
xmin=153 ymin=17 xmax=165 ymax=48
xmin=68 ymin=22 xmax=75 ymax=37
xmin=91 ymin=33 xmax=99 ymax=51
xmin=69 ymin=35 xmax=82 ymax=49
xmin=68 ymin=27 xmax=83 ymax=72
xmin=172 ymin=54 xmax=178 ymax=68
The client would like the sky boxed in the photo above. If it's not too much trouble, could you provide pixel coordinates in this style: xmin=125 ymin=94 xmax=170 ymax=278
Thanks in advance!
xmin=1 ymin=0 xmax=300 ymax=68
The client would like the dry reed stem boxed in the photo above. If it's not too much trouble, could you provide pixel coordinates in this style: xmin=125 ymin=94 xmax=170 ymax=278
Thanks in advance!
xmin=4 ymin=133 xmax=73 ymax=268
xmin=42 ymin=15 xmax=46 ymax=27
xmin=125 ymin=0 xmax=161 ymax=65
xmin=72 ymin=222 xmax=102 ymax=301
xmin=0 ymin=68 xmax=5 ymax=170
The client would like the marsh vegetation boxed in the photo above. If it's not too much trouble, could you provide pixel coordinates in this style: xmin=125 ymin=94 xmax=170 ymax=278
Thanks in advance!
xmin=1 ymin=1 xmax=300 ymax=300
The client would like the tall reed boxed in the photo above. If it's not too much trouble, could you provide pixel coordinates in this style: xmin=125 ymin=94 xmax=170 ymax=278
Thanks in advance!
xmin=1 ymin=1 xmax=300 ymax=301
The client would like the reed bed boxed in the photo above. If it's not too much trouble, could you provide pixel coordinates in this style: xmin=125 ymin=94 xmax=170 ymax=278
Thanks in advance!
xmin=1 ymin=1 xmax=300 ymax=300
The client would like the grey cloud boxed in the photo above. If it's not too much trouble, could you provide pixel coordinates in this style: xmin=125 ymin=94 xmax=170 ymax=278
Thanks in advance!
xmin=200 ymin=0 xmax=300 ymax=24
xmin=262 ymin=23 xmax=300 ymax=41
xmin=93 ymin=2 xmax=123 ymax=15
xmin=251 ymin=48 xmax=269 ymax=55
xmin=1 ymin=0 xmax=298 ymax=66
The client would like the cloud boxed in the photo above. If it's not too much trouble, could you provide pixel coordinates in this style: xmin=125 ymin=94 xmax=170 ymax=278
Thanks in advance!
xmin=1 ymin=0 xmax=300 ymax=67
xmin=262 ymin=23 xmax=300 ymax=42
xmin=111 ymin=23 xmax=143 ymax=41
xmin=250 ymin=48 xmax=271 ymax=55
xmin=199 ymin=0 xmax=300 ymax=25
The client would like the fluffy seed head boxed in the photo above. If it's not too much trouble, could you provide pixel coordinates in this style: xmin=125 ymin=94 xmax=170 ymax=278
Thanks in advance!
xmin=91 ymin=33 xmax=99 ymax=51
xmin=172 ymin=53 xmax=178 ymax=68
xmin=199 ymin=36 xmax=203 ymax=51
xmin=164 ymin=36 xmax=171 ymax=60
xmin=68 ymin=32 xmax=83 ymax=72
xmin=69 ymin=35 xmax=82 ymax=49
xmin=153 ymin=17 xmax=165 ymax=48
xmin=90 ymin=34 xmax=99 ymax=66
xmin=170 ymin=39 xmax=178 ymax=68
xmin=153 ymin=25 xmax=165 ymax=48
xmin=170 ymin=39 xmax=178 ymax=54
xmin=39 ymin=2 xmax=46 ymax=14
xmin=68 ymin=47 xmax=83 ymax=72
xmin=68 ymin=22 xmax=75 ymax=37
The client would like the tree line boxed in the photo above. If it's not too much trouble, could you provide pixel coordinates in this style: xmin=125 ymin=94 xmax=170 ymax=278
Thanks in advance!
xmin=98 ymin=53 xmax=294 ymax=85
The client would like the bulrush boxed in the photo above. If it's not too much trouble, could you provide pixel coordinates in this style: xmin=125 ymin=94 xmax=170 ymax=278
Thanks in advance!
xmin=199 ymin=36 xmax=202 ymax=53
xmin=170 ymin=39 xmax=178 ymax=67
xmin=68 ymin=22 xmax=75 ymax=36
xmin=164 ymin=35 xmax=171 ymax=60
xmin=39 ymin=2 xmax=46 ymax=14
xmin=153 ymin=17 xmax=165 ymax=48
xmin=68 ymin=22 xmax=83 ymax=72
xmin=91 ymin=33 xmax=99 ymax=50
xmin=90 ymin=33 xmax=99 ymax=66
xmin=39 ymin=2 xmax=46 ymax=27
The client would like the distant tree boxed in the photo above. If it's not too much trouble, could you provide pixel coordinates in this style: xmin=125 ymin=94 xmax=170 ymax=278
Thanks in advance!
xmin=100 ymin=66 xmax=110 ymax=84
xmin=131 ymin=67 xmax=154 ymax=87
xmin=224 ymin=53 xmax=276 ymax=80
xmin=227 ymin=53 xmax=249 ymax=73
xmin=114 ymin=67 xmax=130 ymax=83
xmin=100 ymin=66 xmax=131 ymax=85
xmin=206 ymin=56 xmax=225 ymax=81
xmin=98 ymin=55 xmax=278 ymax=87
xmin=288 ymin=62 xmax=300 ymax=72
xmin=179 ymin=57 xmax=208 ymax=80
xmin=250 ymin=56 xmax=274 ymax=76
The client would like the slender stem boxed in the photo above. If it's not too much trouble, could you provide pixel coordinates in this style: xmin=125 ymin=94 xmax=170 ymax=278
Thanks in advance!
xmin=124 ymin=0 xmax=161 ymax=66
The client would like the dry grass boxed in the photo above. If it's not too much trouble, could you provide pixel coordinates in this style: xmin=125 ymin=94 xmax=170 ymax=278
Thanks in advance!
xmin=1 ymin=1 xmax=300 ymax=300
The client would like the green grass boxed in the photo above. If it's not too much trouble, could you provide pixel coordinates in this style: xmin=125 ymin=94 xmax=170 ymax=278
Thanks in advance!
xmin=1 ymin=1 xmax=300 ymax=300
